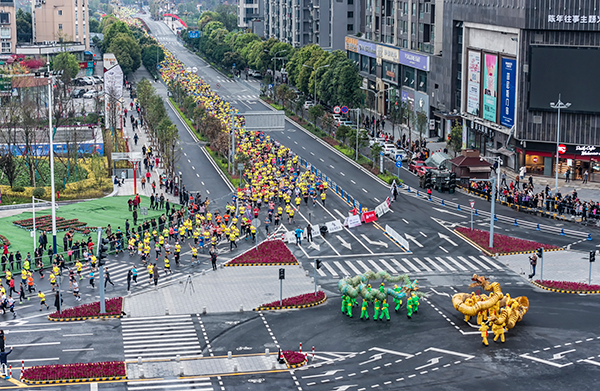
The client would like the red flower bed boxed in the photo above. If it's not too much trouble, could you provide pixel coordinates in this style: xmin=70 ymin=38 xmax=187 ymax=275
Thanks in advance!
xmin=227 ymin=240 xmax=297 ymax=265
xmin=0 ymin=234 xmax=10 ymax=247
xmin=283 ymin=351 xmax=306 ymax=365
xmin=49 ymin=297 xmax=122 ymax=319
xmin=13 ymin=215 xmax=88 ymax=233
xmin=535 ymin=280 xmax=600 ymax=292
xmin=22 ymin=361 xmax=125 ymax=382
xmin=456 ymin=227 xmax=560 ymax=253
xmin=261 ymin=291 xmax=325 ymax=308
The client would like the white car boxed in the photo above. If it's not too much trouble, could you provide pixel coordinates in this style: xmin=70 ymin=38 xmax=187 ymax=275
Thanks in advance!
xmin=83 ymin=90 xmax=97 ymax=99
xmin=304 ymin=101 xmax=315 ymax=110
xmin=381 ymin=143 xmax=398 ymax=156
xmin=336 ymin=120 xmax=355 ymax=128
xmin=369 ymin=137 xmax=386 ymax=147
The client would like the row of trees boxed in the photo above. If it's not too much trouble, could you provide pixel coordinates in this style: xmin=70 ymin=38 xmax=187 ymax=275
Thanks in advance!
xmin=136 ymin=79 xmax=180 ymax=177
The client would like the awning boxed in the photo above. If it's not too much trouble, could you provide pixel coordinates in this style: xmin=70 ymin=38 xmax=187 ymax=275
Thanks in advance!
xmin=469 ymin=166 xmax=492 ymax=173
xmin=495 ymin=147 xmax=515 ymax=157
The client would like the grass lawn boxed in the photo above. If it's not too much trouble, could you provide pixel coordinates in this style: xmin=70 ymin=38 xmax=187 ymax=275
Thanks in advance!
xmin=0 ymin=196 xmax=165 ymax=260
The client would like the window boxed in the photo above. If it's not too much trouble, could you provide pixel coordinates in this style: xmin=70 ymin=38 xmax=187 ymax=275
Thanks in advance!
xmin=76 ymin=25 xmax=79 ymax=35
xmin=58 ymin=24 xmax=63 ymax=30
xmin=419 ymin=23 xmax=423 ymax=32
xmin=0 ymin=27 xmax=9 ymax=38
xmin=411 ymin=22 xmax=415 ymax=35
xmin=347 ymin=11 xmax=353 ymax=18
xmin=0 ymin=13 xmax=9 ymax=24
xmin=419 ymin=3 xmax=424 ymax=19
xmin=348 ymin=0 xmax=353 ymax=4
xmin=411 ymin=2 xmax=416 ymax=16
xmin=58 ymin=10 xmax=63 ymax=15
xmin=347 ymin=24 xmax=353 ymax=31
xmin=1 ymin=41 xmax=10 ymax=54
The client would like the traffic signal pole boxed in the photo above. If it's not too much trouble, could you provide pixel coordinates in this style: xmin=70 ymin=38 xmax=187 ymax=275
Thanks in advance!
xmin=97 ymin=228 xmax=105 ymax=314
xmin=539 ymin=247 xmax=544 ymax=282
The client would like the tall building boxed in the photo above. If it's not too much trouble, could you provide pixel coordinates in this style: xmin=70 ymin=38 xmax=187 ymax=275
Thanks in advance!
xmin=238 ymin=0 xmax=262 ymax=31
xmin=0 ymin=0 xmax=17 ymax=56
xmin=256 ymin=0 xmax=363 ymax=50
xmin=348 ymin=0 xmax=600 ymax=180
xmin=32 ymin=0 xmax=90 ymax=49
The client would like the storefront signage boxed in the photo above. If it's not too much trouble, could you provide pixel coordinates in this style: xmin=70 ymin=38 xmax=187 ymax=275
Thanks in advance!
xmin=466 ymin=51 xmax=481 ymax=116
xmin=532 ymin=156 xmax=538 ymax=163
xmin=386 ymin=70 xmax=396 ymax=79
xmin=358 ymin=40 xmax=377 ymax=58
xmin=377 ymin=44 xmax=400 ymax=63
xmin=466 ymin=120 xmax=495 ymax=139
xmin=399 ymin=50 xmax=429 ymax=71
xmin=576 ymin=145 xmax=600 ymax=156
xmin=558 ymin=144 xmax=567 ymax=154
xmin=345 ymin=36 xmax=358 ymax=53
xmin=548 ymin=15 xmax=600 ymax=24
xmin=500 ymin=58 xmax=516 ymax=128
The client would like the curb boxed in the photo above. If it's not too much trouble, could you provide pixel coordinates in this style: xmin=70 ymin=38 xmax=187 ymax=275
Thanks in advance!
xmin=48 ymin=314 xmax=122 ymax=322
xmin=22 ymin=376 xmax=127 ymax=385
xmin=225 ymin=262 xmax=299 ymax=267
xmin=453 ymin=229 xmax=564 ymax=257
xmin=499 ymin=248 xmax=563 ymax=256
xmin=253 ymin=294 xmax=327 ymax=311
xmin=531 ymin=280 xmax=600 ymax=295
xmin=285 ymin=357 xmax=307 ymax=369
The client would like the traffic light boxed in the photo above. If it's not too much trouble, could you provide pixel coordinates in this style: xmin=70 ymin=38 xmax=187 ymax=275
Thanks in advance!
xmin=98 ymin=238 xmax=110 ymax=266
xmin=316 ymin=259 xmax=322 ymax=269
xmin=449 ymin=173 xmax=456 ymax=187
xmin=591 ymin=250 xmax=596 ymax=263
xmin=424 ymin=171 xmax=432 ymax=189
xmin=536 ymin=248 xmax=543 ymax=258
xmin=279 ymin=268 xmax=285 ymax=280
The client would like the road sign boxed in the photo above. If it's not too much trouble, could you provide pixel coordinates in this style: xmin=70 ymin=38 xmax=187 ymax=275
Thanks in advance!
xmin=470 ymin=201 xmax=475 ymax=209
xmin=233 ymin=63 xmax=236 ymax=67
xmin=380 ymin=151 xmax=384 ymax=156
xmin=188 ymin=30 xmax=199 ymax=38
xmin=341 ymin=106 xmax=349 ymax=114
xmin=140 ymin=207 xmax=148 ymax=216
xmin=251 ymin=218 xmax=261 ymax=228
xmin=333 ymin=106 xmax=341 ymax=114
xmin=396 ymin=155 xmax=403 ymax=162
xmin=237 ymin=163 xmax=244 ymax=171
xmin=395 ymin=161 xmax=402 ymax=168
xmin=558 ymin=144 xmax=566 ymax=154
xmin=216 ymin=83 xmax=221 ymax=89
xmin=260 ymin=83 xmax=264 ymax=87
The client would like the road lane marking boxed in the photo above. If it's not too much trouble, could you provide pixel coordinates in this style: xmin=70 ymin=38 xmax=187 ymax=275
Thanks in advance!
xmin=390 ymin=258 xmax=409 ymax=273
xmin=466 ymin=256 xmax=491 ymax=270
xmin=340 ymin=172 xmax=345 ymax=176
xmin=351 ymin=180 xmax=356 ymax=184
xmin=362 ymin=188 xmax=368 ymax=193
xmin=367 ymin=260 xmax=384 ymax=273
xmin=402 ymin=219 xmax=409 ymax=224
xmin=443 ymin=256 xmax=468 ymax=271
xmin=439 ymin=246 xmax=448 ymax=253
xmin=62 ymin=348 xmax=94 ymax=352
xmin=345 ymin=261 xmax=362 ymax=275
xmin=423 ymin=257 xmax=448 ymax=272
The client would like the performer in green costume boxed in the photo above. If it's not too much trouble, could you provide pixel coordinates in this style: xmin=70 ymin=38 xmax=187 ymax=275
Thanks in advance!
xmin=380 ymin=299 xmax=390 ymax=321
xmin=360 ymin=300 xmax=369 ymax=320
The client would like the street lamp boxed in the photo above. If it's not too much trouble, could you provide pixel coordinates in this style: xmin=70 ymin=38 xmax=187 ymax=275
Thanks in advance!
xmin=351 ymin=108 xmax=361 ymax=161
xmin=550 ymin=94 xmax=571 ymax=195
xmin=42 ymin=63 xmax=58 ymax=255
xmin=265 ymin=49 xmax=289 ymax=86
xmin=360 ymin=86 xmax=394 ymax=132
xmin=480 ymin=155 xmax=502 ymax=248
xmin=302 ymin=63 xmax=330 ymax=104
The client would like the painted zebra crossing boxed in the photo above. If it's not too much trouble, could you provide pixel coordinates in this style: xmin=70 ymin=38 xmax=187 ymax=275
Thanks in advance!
xmin=314 ymin=255 xmax=504 ymax=278
xmin=121 ymin=314 xmax=203 ymax=360
xmin=127 ymin=377 xmax=213 ymax=391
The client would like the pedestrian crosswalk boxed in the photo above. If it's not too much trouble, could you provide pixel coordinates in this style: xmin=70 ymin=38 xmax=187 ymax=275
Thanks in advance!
xmin=221 ymin=94 xmax=259 ymax=101
xmin=313 ymin=255 xmax=504 ymax=278
xmin=127 ymin=377 xmax=213 ymax=391
xmin=121 ymin=314 xmax=203 ymax=360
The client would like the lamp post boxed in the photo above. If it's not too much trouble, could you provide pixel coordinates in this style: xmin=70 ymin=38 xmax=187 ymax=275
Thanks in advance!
xmin=302 ymin=63 xmax=330 ymax=104
xmin=265 ymin=49 xmax=288 ymax=86
xmin=45 ymin=63 xmax=58 ymax=255
xmin=550 ymin=94 xmax=571 ymax=195
xmin=480 ymin=155 xmax=503 ymax=248
xmin=351 ymin=108 xmax=361 ymax=161
xmin=360 ymin=86 xmax=394 ymax=129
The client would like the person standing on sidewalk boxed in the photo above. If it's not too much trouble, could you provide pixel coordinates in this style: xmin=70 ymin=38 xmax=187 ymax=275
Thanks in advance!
xmin=152 ymin=263 xmax=159 ymax=286
xmin=210 ymin=251 xmax=217 ymax=271
xmin=306 ymin=224 xmax=313 ymax=243
xmin=528 ymin=253 xmax=538 ymax=279
xmin=583 ymin=170 xmax=589 ymax=184
xmin=127 ymin=269 xmax=132 ymax=292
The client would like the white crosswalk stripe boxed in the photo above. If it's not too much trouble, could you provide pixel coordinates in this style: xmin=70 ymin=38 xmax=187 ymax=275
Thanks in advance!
xmin=127 ymin=377 xmax=213 ymax=391
xmin=121 ymin=315 xmax=203 ymax=360
xmin=319 ymin=255 xmax=504 ymax=278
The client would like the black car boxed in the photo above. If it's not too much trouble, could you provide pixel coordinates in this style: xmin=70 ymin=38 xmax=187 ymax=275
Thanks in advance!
xmin=71 ymin=89 xmax=85 ymax=98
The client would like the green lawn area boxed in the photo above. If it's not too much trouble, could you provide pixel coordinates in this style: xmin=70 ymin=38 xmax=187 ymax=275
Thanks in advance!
xmin=1 ymin=196 xmax=165 ymax=260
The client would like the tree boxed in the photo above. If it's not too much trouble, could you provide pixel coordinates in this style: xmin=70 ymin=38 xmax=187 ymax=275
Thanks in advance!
xmin=275 ymin=84 xmax=294 ymax=110
xmin=53 ymin=52 xmax=80 ymax=82
xmin=371 ymin=144 xmax=383 ymax=169
xmin=102 ymin=21 xmax=132 ymax=52
xmin=322 ymin=114 xmax=335 ymax=135
xmin=108 ymin=33 xmax=141 ymax=76
xmin=336 ymin=125 xmax=351 ymax=145
xmin=447 ymin=122 xmax=463 ymax=155
xmin=308 ymin=104 xmax=324 ymax=127
xmin=141 ymin=44 xmax=165 ymax=74
xmin=401 ymin=101 xmax=415 ymax=145
xmin=16 ymin=9 xmax=32 ymax=43
xmin=89 ymin=18 xmax=100 ymax=33
xmin=415 ymin=109 xmax=428 ymax=144
xmin=388 ymin=97 xmax=403 ymax=140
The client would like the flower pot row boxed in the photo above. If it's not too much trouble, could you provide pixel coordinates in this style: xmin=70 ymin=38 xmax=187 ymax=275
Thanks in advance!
xmin=21 ymin=361 xmax=126 ymax=384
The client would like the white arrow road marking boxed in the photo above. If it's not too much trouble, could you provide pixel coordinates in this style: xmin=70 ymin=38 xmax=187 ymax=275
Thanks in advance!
xmin=520 ymin=353 xmax=573 ymax=368
xmin=360 ymin=234 xmax=389 ymax=248
xmin=551 ymin=349 xmax=576 ymax=360
xmin=405 ymin=233 xmax=423 ymax=248
xmin=432 ymin=207 xmax=467 ymax=218
xmin=439 ymin=246 xmax=449 ymax=253
xmin=370 ymin=347 xmax=414 ymax=358
xmin=308 ymin=242 xmax=321 ymax=251
xmin=332 ymin=386 xmax=358 ymax=391
xmin=415 ymin=357 xmax=443 ymax=371
xmin=430 ymin=288 xmax=451 ymax=297
xmin=359 ymin=354 xmax=383 ymax=365
xmin=336 ymin=235 xmax=352 ymax=250
xmin=424 ymin=348 xmax=474 ymax=360
xmin=438 ymin=232 xmax=459 ymax=246
xmin=419 ymin=231 xmax=427 ymax=237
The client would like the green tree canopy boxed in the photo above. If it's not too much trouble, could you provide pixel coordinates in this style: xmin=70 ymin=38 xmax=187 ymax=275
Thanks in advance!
xmin=108 ymin=33 xmax=141 ymax=75
xmin=53 ymin=52 xmax=80 ymax=82
xmin=102 ymin=20 xmax=132 ymax=52
xmin=141 ymin=44 xmax=165 ymax=74
xmin=16 ymin=9 xmax=32 ymax=43
xmin=89 ymin=18 xmax=100 ymax=33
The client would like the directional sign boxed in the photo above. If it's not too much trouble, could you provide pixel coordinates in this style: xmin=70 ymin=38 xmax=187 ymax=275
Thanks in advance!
xmin=341 ymin=106 xmax=349 ymax=114
xmin=395 ymin=161 xmax=403 ymax=168
xmin=470 ymin=201 xmax=475 ymax=209
xmin=333 ymin=106 xmax=341 ymax=114
xmin=188 ymin=30 xmax=199 ymax=38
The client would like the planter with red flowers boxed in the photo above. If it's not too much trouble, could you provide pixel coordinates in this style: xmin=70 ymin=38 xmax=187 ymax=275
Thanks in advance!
xmin=532 ymin=280 xmax=600 ymax=294
xmin=0 ymin=234 xmax=10 ymax=248
xmin=454 ymin=227 xmax=562 ymax=256
xmin=48 ymin=297 xmax=124 ymax=322
xmin=225 ymin=240 xmax=299 ymax=266
xmin=254 ymin=291 xmax=327 ymax=311
xmin=21 ymin=361 xmax=126 ymax=385
xmin=13 ymin=215 xmax=89 ymax=234
xmin=281 ymin=350 xmax=308 ymax=369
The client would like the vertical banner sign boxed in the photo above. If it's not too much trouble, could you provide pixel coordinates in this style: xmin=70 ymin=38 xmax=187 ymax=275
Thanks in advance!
xmin=483 ymin=54 xmax=498 ymax=122
xmin=500 ymin=58 xmax=516 ymax=128
xmin=466 ymin=51 xmax=481 ymax=116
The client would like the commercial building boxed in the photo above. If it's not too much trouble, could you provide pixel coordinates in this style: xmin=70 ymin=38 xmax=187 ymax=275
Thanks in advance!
xmin=32 ymin=0 xmax=90 ymax=50
xmin=255 ymin=0 xmax=363 ymax=50
xmin=0 ymin=0 xmax=17 ymax=58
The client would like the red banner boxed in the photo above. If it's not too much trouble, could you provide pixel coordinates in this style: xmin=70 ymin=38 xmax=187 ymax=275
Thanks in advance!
xmin=363 ymin=211 xmax=377 ymax=223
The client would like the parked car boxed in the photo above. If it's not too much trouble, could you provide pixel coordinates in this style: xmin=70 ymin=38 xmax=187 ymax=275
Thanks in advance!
xmin=409 ymin=160 xmax=436 ymax=176
xmin=248 ymin=70 xmax=262 ymax=78
xmin=304 ymin=101 xmax=315 ymax=110
xmin=92 ymin=76 xmax=103 ymax=84
xmin=83 ymin=90 xmax=97 ymax=99
xmin=71 ymin=88 xmax=85 ymax=98
xmin=368 ymin=137 xmax=386 ymax=147
xmin=336 ymin=120 xmax=355 ymax=128
xmin=381 ymin=143 xmax=398 ymax=157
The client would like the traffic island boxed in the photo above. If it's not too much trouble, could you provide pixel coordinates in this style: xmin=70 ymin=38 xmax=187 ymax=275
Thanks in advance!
xmin=21 ymin=361 xmax=126 ymax=385
xmin=48 ymin=297 xmax=124 ymax=322
xmin=532 ymin=280 xmax=600 ymax=294
xmin=454 ymin=227 xmax=562 ymax=256
xmin=225 ymin=240 xmax=299 ymax=267
xmin=281 ymin=350 xmax=308 ymax=369
xmin=254 ymin=291 xmax=327 ymax=311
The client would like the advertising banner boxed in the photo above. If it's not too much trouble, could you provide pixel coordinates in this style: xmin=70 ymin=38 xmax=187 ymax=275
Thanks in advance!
xmin=500 ymin=58 xmax=516 ymax=128
xmin=362 ymin=211 xmax=377 ymax=223
xmin=466 ymin=51 xmax=481 ymax=116
xmin=345 ymin=36 xmax=358 ymax=53
xmin=358 ymin=40 xmax=377 ymax=58
xmin=377 ymin=44 xmax=400 ymax=63
xmin=483 ymin=53 xmax=498 ymax=122
xmin=398 ymin=50 xmax=429 ymax=71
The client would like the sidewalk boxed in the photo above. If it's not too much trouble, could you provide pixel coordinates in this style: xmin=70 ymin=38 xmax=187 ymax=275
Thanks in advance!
xmin=123 ymin=263 xmax=315 ymax=316
xmin=499 ymin=250 xmax=600 ymax=285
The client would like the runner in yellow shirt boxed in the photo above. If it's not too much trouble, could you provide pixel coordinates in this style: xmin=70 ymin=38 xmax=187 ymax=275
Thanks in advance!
xmin=38 ymin=291 xmax=49 ymax=311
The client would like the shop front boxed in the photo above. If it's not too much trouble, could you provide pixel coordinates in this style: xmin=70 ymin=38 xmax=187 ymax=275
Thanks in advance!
xmin=519 ymin=143 xmax=600 ymax=182
xmin=463 ymin=118 xmax=495 ymax=156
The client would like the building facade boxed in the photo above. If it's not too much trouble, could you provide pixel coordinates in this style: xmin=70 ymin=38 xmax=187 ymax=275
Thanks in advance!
xmin=0 ymin=0 xmax=17 ymax=56
xmin=238 ymin=0 xmax=262 ymax=30
xmin=32 ymin=0 xmax=90 ymax=50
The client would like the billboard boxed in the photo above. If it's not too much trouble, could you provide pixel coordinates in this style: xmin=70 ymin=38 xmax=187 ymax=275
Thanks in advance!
xmin=466 ymin=51 xmax=481 ymax=116
xmin=104 ymin=53 xmax=124 ymax=130
xmin=482 ymin=53 xmax=498 ymax=122
xmin=529 ymin=46 xmax=600 ymax=113
xmin=500 ymin=58 xmax=516 ymax=128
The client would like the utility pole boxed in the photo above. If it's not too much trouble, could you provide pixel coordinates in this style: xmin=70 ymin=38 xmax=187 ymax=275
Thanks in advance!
xmin=97 ymin=228 xmax=109 ymax=314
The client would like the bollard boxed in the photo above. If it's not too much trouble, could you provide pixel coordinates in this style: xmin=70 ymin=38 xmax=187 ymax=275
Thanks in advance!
xmin=457 ymin=204 xmax=461 ymax=211
xmin=239 ymin=305 xmax=244 ymax=312
xmin=202 ymin=306 xmax=207 ymax=315
xmin=228 ymin=351 xmax=232 ymax=359
xmin=407 ymin=186 xmax=411 ymax=192
xmin=165 ymin=308 xmax=169 ymax=315
xmin=139 ymin=367 xmax=145 ymax=379
xmin=417 ymin=190 xmax=420 ymax=197
xmin=265 ymin=348 xmax=270 ymax=356
xmin=312 ymin=346 xmax=315 ymax=359
xmin=536 ymin=224 xmax=541 ymax=231
xmin=179 ymin=364 xmax=184 ymax=376
xmin=138 ymin=357 xmax=143 ymax=366
xmin=272 ymin=361 xmax=276 ymax=370
xmin=494 ymin=214 xmax=498 ymax=221
xmin=475 ymin=209 xmax=479 ymax=216
xmin=9 ymin=365 xmax=11 ymax=378
xmin=305 ymin=270 xmax=309 ymax=277
xmin=19 ymin=361 xmax=23 ymax=381
xmin=299 ymin=342 xmax=302 ymax=353
xmin=513 ymin=219 xmax=519 ymax=226
xmin=441 ymin=199 xmax=445 ymax=206
xmin=429 ymin=195 xmax=432 ymax=201
xmin=588 ymin=233 xmax=593 ymax=241
xmin=202 ymin=270 xmax=206 ymax=275
xmin=560 ymin=229 xmax=565 ymax=236
xmin=234 ymin=363 xmax=238 ymax=372
xmin=176 ymin=354 xmax=181 ymax=363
